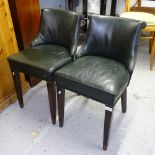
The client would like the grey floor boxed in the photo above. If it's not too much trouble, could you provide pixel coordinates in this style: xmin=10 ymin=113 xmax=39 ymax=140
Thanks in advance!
xmin=0 ymin=41 xmax=155 ymax=155
xmin=1 ymin=1 xmax=155 ymax=154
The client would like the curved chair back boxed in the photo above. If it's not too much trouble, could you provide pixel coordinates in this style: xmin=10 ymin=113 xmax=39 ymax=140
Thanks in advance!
xmin=78 ymin=15 xmax=145 ymax=76
xmin=31 ymin=8 xmax=81 ymax=58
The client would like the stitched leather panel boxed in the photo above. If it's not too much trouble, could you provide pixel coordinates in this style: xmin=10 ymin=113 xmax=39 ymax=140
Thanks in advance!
xmin=55 ymin=15 xmax=145 ymax=107
xmin=55 ymin=75 xmax=116 ymax=108
xmin=8 ymin=45 xmax=71 ymax=81
xmin=55 ymin=56 xmax=130 ymax=107
xmin=8 ymin=9 xmax=81 ymax=81
xmin=31 ymin=8 xmax=81 ymax=58
xmin=77 ymin=15 xmax=146 ymax=76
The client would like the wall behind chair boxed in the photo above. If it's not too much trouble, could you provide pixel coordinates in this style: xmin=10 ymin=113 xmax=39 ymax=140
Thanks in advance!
xmin=39 ymin=0 xmax=125 ymax=15
xmin=39 ymin=0 xmax=66 ymax=9
xmin=39 ymin=0 xmax=141 ymax=15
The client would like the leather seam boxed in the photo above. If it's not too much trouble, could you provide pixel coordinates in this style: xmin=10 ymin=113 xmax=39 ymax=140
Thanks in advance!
xmin=55 ymin=73 xmax=119 ymax=96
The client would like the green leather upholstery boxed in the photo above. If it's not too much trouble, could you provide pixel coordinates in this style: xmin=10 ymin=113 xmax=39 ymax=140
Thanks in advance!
xmin=55 ymin=56 xmax=129 ymax=107
xmin=8 ymin=45 xmax=71 ymax=81
xmin=31 ymin=8 xmax=81 ymax=58
xmin=77 ymin=15 xmax=146 ymax=76
xmin=8 ymin=9 xmax=81 ymax=81
xmin=55 ymin=15 xmax=146 ymax=150
xmin=7 ymin=9 xmax=81 ymax=125
xmin=55 ymin=15 xmax=146 ymax=108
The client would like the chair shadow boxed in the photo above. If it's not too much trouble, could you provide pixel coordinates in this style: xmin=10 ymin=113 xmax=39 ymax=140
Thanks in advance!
xmin=57 ymin=94 xmax=130 ymax=154
xmin=20 ymin=83 xmax=131 ymax=154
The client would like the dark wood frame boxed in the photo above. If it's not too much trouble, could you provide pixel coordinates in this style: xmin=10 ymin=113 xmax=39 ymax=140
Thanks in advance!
xmin=8 ymin=0 xmax=41 ymax=87
xmin=8 ymin=0 xmax=24 ymax=50
xmin=57 ymin=85 xmax=127 ymax=150
xmin=68 ymin=0 xmax=117 ymax=32
xmin=11 ymin=69 xmax=56 ymax=125
xmin=68 ymin=0 xmax=117 ymax=16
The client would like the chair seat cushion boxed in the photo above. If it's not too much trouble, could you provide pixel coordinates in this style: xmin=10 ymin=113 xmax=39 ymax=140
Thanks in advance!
xmin=55 ymin=56 xmax=130 ymax=107
xmin=8 ymin=45 xmax=71 ymax=81
xmin=120 ymin=12 xmax=155 ymax=25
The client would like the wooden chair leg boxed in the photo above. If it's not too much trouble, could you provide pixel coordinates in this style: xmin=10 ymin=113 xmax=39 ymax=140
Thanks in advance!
xmin=150 ymin=34 xmax=155 ymax=70
xmin=121 ymin=89 xmax=127 ymax=113
xmin=137 ymin=0 xmax=141 ymax=7
xmin=57 ymin=85 xmax=65 ymax=127
xmin=149 ymin=36 xmax=153 ymax=54
xmin=103 ymin=108 xmax=113 ymax=150
xmin=149 ymin=32 xmax=154 ymax=53
xmin=47 ymin=81 xmax=56 ymax=125
xmin=12 ymin=71 xmax=24 ymax=108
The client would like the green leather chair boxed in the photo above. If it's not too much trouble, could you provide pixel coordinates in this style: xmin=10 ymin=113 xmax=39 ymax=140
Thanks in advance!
xmin=54 ymin=15 xmax=146 ymax=150
xmin=7 ymin=8 xmax=81 ymax=124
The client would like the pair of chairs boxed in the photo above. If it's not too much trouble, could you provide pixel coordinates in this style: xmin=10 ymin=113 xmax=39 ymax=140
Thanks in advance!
xmin=121 ymin=0 xmax=155 ymax=70
xmin=8 ymin=9 xmax=145 ymax=150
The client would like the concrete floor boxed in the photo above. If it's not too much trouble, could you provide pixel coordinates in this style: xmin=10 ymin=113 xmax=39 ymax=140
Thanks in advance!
xmin=1 ymin=1 xmax=155 ymax=154
xmin=0 ymin=40 xmax=155 ymax=155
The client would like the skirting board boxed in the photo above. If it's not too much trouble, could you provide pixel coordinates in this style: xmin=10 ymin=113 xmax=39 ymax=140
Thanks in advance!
xmin=0 ymin=82 xmax=30 ymax=112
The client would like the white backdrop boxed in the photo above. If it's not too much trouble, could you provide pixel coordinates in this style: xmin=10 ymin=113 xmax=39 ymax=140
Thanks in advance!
xmin=39 ymin=0 xmax=154 ymax=15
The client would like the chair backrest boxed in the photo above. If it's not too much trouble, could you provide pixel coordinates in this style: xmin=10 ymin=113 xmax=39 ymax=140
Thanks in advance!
xmin=31 ymin=8 xmax=81 ymax=57
xmin=77 ymin=15 xmax=145 ymax=76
